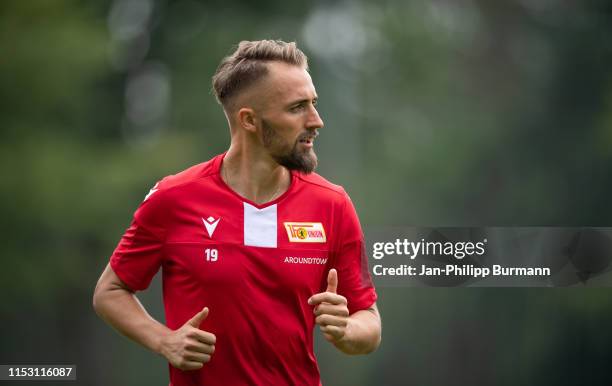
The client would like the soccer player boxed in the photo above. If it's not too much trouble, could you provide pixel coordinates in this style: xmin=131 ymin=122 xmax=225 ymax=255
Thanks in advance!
xmin=93 ymin=40 xmax=381 ymax=386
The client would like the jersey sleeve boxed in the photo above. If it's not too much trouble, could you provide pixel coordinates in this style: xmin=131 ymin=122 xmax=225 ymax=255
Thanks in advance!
xmin=333 ymin=191 xmax=377 ymax=315
xmin=110 ymin=183 xmax=167 ymax=291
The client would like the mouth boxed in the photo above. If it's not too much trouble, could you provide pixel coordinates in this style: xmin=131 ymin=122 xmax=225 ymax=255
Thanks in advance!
xmin=298 ymin=131 xmax=318 ymax=147
xmin=299 ymin=137 xmax=314 ymax=147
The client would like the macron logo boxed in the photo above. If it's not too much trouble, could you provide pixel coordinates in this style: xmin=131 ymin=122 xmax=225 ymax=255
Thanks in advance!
xmin=144 ymin=183 xmax=159 ymax=201
xmin=202 ymin=216 xmax=220 ymax=238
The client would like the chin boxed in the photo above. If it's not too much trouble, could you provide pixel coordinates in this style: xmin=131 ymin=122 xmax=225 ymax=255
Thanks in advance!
xmin=275 ymin=151 xmax=317 ymax=174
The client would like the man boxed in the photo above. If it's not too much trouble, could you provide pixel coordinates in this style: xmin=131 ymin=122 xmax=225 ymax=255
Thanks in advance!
xmin=93 ymin=40 xmax=381 ymax=386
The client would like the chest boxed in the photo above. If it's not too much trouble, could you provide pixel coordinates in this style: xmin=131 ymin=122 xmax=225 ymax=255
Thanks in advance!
xmin=162 ymin=197 xmax=334 ymax=294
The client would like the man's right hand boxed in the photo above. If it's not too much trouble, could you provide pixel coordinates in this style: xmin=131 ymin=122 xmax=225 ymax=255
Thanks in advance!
xmin=159 ymin=307 xmax=216 ymax=370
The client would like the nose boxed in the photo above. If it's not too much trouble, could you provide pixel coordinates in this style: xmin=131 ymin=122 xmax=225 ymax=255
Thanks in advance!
xmin=307 ymin=105 xmax=324 ymax=130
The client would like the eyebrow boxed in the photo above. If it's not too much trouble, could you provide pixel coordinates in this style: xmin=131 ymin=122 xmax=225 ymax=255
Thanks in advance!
xmin=286 ymin=96 xmax=318 ymax=108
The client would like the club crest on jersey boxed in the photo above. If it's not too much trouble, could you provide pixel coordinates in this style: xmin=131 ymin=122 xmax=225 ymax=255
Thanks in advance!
xmin=284 ymin=222 xmax=326 ymax=243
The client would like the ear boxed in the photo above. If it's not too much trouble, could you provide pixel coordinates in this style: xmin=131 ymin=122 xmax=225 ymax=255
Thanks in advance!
xmin=237 ymin=107 xmax=258 ymax=133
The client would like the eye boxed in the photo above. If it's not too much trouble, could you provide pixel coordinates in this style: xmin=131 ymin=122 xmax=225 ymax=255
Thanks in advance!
xmin=290 ymin=104 xmax=305 ymax=112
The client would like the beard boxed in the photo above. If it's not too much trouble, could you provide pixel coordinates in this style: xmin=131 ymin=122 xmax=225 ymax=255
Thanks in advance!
xmin=262 ymin=119 xmax=318 ymax=174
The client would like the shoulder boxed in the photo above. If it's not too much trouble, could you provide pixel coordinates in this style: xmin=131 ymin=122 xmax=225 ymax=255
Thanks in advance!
xmin=154 ymin=154 xmax=221 ymax=193
xmin=293 ymin=171 xmax=351 ymax=204
xmin=295 ymin=172 xmax=346 ymax=195
xmin=140 ymin=154 xmax=221 ymax=206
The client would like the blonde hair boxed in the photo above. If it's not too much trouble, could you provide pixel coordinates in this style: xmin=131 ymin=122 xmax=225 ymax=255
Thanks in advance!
xmin=212 ymin=40 xmax=308 ymax=108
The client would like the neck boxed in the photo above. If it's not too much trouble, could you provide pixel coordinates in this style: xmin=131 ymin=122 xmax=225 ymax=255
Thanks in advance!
xmin=222 ymin=143 xmax=291 ymax=205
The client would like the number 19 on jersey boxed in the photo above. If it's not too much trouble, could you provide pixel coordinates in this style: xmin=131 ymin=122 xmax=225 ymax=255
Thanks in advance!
xmin=205 ymin=248 xmax=218 ymax=262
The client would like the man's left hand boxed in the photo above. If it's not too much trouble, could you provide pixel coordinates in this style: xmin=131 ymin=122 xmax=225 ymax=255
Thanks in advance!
xmin=308 ymin=268 xmax=349 ymax=342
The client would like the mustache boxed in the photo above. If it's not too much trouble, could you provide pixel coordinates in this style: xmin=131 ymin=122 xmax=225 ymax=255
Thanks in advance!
xmin=298 ymin=130 xmax=319 ymax=141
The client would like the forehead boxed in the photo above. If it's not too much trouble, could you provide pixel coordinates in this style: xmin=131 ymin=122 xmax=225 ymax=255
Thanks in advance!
xmin=260 ymin=62 xmax=317 ymax=104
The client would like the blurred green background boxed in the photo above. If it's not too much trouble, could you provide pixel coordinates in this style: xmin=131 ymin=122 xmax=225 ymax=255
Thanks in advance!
xmin=2 ymin=0 xmax=612 ymax=385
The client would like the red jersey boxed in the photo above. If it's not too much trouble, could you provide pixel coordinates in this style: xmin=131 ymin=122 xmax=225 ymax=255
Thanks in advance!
xmin=110 ymin=153 xmax=377 ymax=386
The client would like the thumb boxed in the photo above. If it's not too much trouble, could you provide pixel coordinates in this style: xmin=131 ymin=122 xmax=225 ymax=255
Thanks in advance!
xmin=187 ymin=307 xmax=209 ymax=328
xmin=326 ymin=269 xmax=338 ymax=293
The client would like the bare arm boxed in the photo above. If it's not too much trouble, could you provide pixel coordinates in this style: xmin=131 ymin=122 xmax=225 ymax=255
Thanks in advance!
xmin=308 ymin=269 xmax=382 ymax=355
xmin=92 ymin=263 xmax=169 ymax=354
xmin=333 ymin=304 xmax=381 ymax=355
xmin=93 ymin=263 xmax=215 ymax=370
